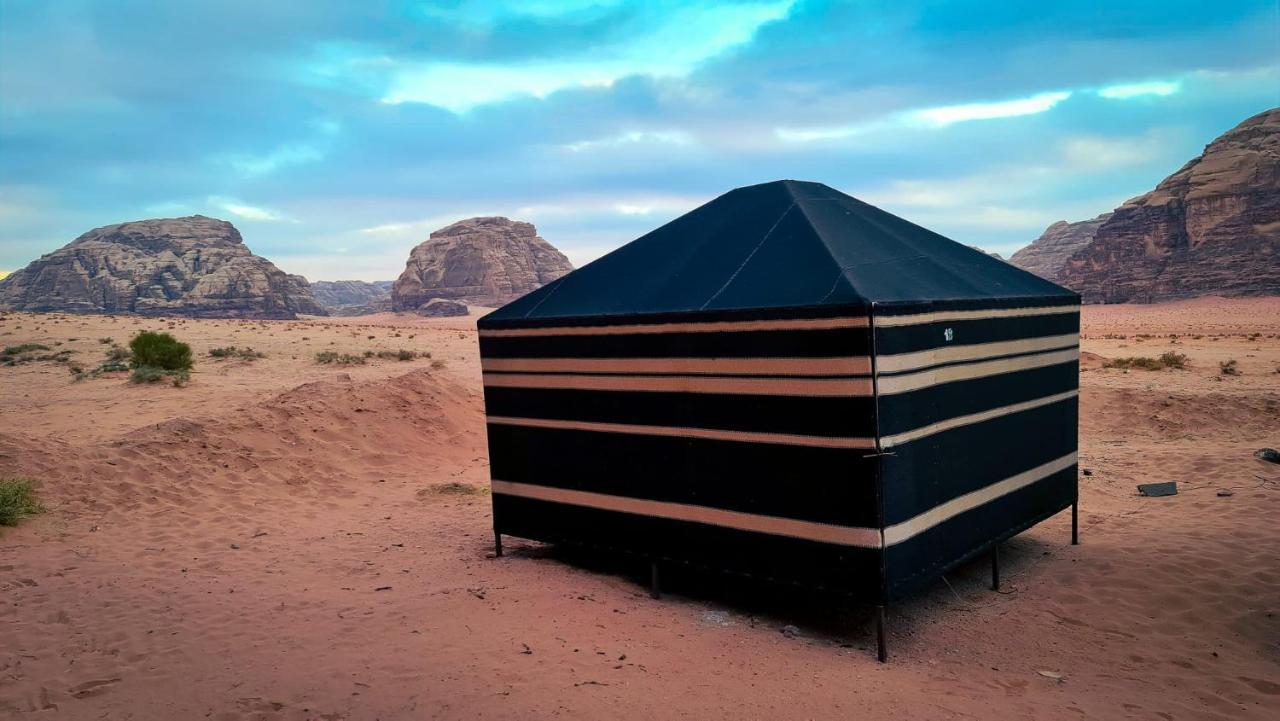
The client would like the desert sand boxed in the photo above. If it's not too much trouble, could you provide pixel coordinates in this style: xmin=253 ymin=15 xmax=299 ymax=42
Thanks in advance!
xmin=1 ymin=297 xmax=1277 ymax=720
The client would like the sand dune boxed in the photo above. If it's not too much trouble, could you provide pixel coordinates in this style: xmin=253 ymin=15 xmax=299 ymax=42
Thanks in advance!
xmin=1 ymin=299 xmax=1278 ymax=719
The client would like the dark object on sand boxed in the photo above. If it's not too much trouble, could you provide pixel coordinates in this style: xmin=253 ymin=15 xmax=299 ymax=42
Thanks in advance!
xmin=1255 ymin=448 xmax=1280 ymax=464
xmin=1217 ymin=489 xmax=1235 ymax=497
xmin=1137 ymin=481 xmax=1178 ymax=497
xmin=480 ymin=180 xmax=1082 ymax=662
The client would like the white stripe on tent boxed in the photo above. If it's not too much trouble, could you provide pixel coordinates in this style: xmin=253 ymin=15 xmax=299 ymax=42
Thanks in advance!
xmin=491 ymin=480 xmax=884 ymax=548
xmin=493 ymin=452 xmax=1074 ymax=549
xmin=882 ymin=452 xmax=1078 ymax=546
xmin=484 ymin=347 xmax=1076 ymax=397
xmin=482 ymin=355 xmax=872 ymax=376
xmin=879 ymin=389 xmax=1079 ymax=449
xmin=875 ymin=347 xmax=1078 ymax=395
xmin=875 ymin=334 xmax=1078 ymax=374
xmin=487 ymin=415 xmax=877 ymax=449
xmin=483 ymin=373 xmax=874 ymax=397
xmin=479 ymin=316 xmax=869 ymax=338
xmin=873 ymin=304 xmax=1080 ymax=327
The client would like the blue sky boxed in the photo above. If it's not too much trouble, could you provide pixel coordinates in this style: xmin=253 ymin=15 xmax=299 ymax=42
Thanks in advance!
xmin=1 ymin=1 xmax=1277 ymax=280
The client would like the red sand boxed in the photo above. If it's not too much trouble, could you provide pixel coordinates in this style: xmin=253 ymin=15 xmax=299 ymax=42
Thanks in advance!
xmin=1 ymin=298 xmax=1278 ymax=719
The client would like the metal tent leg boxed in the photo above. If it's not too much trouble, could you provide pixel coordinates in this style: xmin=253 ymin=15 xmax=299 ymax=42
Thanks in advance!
xmin=1071 ymin=500 xmax=1079 ymax=545
xmin=494 ymin=531 xmax=503 ymax=557
xmin=876 ymin=605 xmax=888 ymax=663
xmin=649 ymin=561 xmax=661 ymax=599
xmin=991 ymin=544 xmax=1000 ymax=591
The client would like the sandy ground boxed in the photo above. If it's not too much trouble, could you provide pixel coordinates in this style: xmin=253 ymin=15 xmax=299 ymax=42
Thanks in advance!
xmin=1 ymin=297 xmax=1277 ymax=720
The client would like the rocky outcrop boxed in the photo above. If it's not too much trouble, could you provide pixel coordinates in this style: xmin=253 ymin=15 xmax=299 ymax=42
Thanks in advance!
xmin=0 ymin=215 xmax=326 ymax=318
xmin=311 ymin=280 xmax=393 ymax=316
xmin=391 ymin=217 xmax=572 ymax=311
xmin=415 ymin=298 xmax=469 ymax=317
xmin=1009 ymin=213 xmax=1112 ymax=281
xmin=285 ymin=274 xmax=328 ymax=316
xmin=1058 ymin=108 xmax=1280 ymax=302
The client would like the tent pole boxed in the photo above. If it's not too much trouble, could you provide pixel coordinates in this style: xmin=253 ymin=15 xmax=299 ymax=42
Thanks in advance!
xmin=1071 ymin=500 xmax=1079 ymax=545
xmin=991 ymin=544 xmax=1000 ymax=591
xmin=493 ymin=530 xmax=503 ymax=558
xmin=649 ymin=560 xmax=661 ymax=599
xmin=876 ymin=605 xmax=888 ymax=662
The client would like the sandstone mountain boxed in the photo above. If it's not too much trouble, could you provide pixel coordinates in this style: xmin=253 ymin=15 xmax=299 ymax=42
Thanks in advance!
xmin=391 ymin=217 xmax=573 ymax=311
xmin=311 ymin=280 xmax=393 ymax=316
xmin=1009 ymin=213 xmax=1113 ymax=282
xmin=0 ymin=216 xmax=326 ymax=319
xmin=1057 ymin=107 xmax=1279 ymax=302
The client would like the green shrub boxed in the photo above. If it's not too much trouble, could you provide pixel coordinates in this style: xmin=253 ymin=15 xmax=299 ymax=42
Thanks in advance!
xmin=209 ymin=346 xmax=265 ymax=360
xmin=0 ymin=478 xmax=44 ymax=527
xmin=1104 ymin=352 xmax=1187 ymax=371
xmin=2 ymin=343 xmax=50 ymax=356
xmin=315 ymin=351 xmax=365 ymax=365
xmin=129 ymin=332 xmax=192 ymax=371
xmin=131 ymin=365 xmax=190 ymax=386
xmin=375 ymin=349 xmax=419 ymax=361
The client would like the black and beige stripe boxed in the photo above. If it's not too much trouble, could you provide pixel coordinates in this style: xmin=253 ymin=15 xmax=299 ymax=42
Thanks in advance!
xmin=482 ymin=302 xmax=1080 ymax=595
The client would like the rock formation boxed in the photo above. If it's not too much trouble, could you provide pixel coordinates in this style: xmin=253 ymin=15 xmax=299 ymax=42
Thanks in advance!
xmin=285 ymin=274 xmax=328 ymax=316
xmin=1057 ymin=108 xmax=1279 ymax=302
xmin=391 ymin=217 xmax=573 ymax=310
xmin=415 ymin=298 xmax=469 ymax=317
xmin=0 ymin=216 xmax=326 ymax=318
xmin=1009 ymin=213 xmax=1113 ymax=281
xmin=311 ymin=280 xmax=393 ymax=316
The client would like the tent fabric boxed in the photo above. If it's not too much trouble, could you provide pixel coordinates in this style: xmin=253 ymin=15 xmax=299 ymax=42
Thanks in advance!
xmin=482 ymin=179 xmax=1073 ymax=326
xmin=479 ymin=180 xmax=1079 ymax=602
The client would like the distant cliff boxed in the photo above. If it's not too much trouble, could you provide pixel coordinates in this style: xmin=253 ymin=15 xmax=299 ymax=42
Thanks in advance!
xmin=391 ymin=216 xmax=573 ymax=311
xmin=311 ymin=280 xmax=393 ymax=316
xmin=0 ymin=216 xmax=326 ymax=318
xmin=1057 ymin=108 xmax=1279 ymax=302
xmin=1009 ymin=213 xmax=1112 ymax=282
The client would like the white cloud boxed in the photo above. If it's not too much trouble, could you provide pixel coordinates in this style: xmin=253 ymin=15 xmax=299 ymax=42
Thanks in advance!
xmin=561 ymin=130 xmax=694 ymax=153
xmin=776 ymin=90 xmax=1072 ymax=143
xmin=908 ymin=91 xmax=1072 ymax=127
xmin=378 ymin=1 xmax=796 ymax=111
xmin=208 ymin=197 xmax=292 ymax=223
xmin=1098 ymin=80 xmax=1181 ymax=99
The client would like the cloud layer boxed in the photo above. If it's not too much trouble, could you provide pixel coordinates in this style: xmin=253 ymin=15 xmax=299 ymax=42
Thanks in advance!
xmin=1 ymin=1 xmax=1276 ymax=279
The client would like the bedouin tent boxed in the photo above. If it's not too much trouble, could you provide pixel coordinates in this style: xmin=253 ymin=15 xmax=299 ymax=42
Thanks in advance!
xmin=477 ymin=180 xmax=1079 ymax=660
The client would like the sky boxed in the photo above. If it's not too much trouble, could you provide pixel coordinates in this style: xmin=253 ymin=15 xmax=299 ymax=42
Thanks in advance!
xmin=1 ymin=1 xmax=1277 ymax=281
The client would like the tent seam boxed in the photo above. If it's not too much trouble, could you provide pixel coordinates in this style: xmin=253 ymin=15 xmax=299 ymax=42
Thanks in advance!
xmin=699 ymin=201 xmax=795 ymax=310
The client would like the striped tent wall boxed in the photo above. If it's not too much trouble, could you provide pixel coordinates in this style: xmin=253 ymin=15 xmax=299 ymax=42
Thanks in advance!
xmin=479 ymin=299 xmax=1079 ymax=602
xmin=873 ymin=299 xmax=1080 ymax=597
xmin=480 ymin=307 xmax=884 ymax=593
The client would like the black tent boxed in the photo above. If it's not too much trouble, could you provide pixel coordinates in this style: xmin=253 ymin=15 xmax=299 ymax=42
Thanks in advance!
xmin=478 ymin=180 xmax=1079 ymax=659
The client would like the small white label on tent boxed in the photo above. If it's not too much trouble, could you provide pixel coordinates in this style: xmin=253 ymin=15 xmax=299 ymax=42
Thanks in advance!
xmin=944 ymin=327 xmax=954 ymax=342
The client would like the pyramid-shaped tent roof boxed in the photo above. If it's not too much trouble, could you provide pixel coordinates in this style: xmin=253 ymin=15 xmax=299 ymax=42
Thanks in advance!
xmin=484 ymin=180 xmax=1074 ymax=324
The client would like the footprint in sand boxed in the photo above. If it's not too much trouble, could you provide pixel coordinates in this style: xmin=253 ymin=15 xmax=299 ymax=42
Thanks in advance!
xmin=68 ymin=677 xmax=121 ymax=698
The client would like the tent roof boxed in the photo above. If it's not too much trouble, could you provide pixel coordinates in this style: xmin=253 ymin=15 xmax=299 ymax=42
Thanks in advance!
xmin=484 ymin=180 xmax=1075 ymax=323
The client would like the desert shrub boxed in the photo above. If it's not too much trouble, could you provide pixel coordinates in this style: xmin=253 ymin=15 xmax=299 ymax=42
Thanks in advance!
xmin=2 ymin=343 xmax=50 ymax=356
xmin=1104 ymin=353 xmax=1187 ymax=371
xmin=315 ymin=350 xmax=365 ymax=365
xmin=131 ymin=365 xmax=190 ymax=386
xmin=0 ymin=478 xmax=44 ymax=527
xmin=375 ymin=349 xmax=419 ymax=361
xmin=1220 ymin=359 xmax=1240 ymax=376
xmin=1 ymin=343 xmax=75 ymax=367
xmin=98 ymin=337 xmax=113 ymax=344
xmin=209 ymin=346 xmax=265 ymax=360
xmin=129 ymin=332 xmax=192 ymax=371
xmin=418 ymin=481 xmax=488 ymax=497
xmin=104 ymin=345 xmax=130 ymax=363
